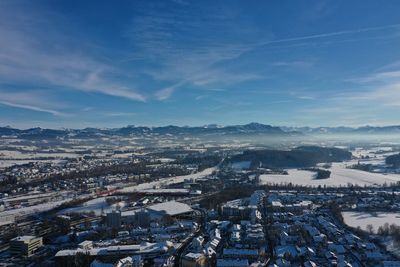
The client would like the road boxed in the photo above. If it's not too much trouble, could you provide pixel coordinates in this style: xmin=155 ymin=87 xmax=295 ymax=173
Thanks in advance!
xmin=172 ymin=208 xmax=206 ymax=267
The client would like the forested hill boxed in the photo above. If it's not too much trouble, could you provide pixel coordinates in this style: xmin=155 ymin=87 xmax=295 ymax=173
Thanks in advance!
xmin=228 ymin=146 xmax=352 ymax=169
xmin=386 ymin=153 xmax=400 ymax=167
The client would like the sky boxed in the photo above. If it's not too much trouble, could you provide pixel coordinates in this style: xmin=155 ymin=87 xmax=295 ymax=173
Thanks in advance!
xmin=1 ymin=0 xmax=400 ymax=129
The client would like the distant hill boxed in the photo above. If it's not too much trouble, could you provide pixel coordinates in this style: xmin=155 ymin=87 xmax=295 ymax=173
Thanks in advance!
xmin=2 ymin=123 xmax=400 ymax=140
xmin=0 ymin=123 xmax=299 ymax=139
xmin=228 ymin=146 xmax=352 ymax=169
xmin=282 ymin=125 xmax=400 ymax=135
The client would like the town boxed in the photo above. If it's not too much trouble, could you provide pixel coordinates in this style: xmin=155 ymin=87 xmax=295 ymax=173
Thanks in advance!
xmin=3 ymin=0 xmax=400 ymax=266
xmin=1 ymin=136 xmax=400 ymax=266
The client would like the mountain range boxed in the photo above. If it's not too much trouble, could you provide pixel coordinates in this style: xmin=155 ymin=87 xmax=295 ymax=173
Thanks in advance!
xmin=1 ymin=123 xmax=400 ymax=139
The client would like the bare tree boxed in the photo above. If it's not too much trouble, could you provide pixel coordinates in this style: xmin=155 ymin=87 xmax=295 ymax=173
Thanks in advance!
xmin=366 ymin=224 xmax=374 ymax=234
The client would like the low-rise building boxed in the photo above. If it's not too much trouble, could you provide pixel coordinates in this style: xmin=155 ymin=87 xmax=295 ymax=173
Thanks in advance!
xmin=216 ymin=259 xmax=249 ymax=267
xmin=181 ymin=252 xmax=208 ymax=267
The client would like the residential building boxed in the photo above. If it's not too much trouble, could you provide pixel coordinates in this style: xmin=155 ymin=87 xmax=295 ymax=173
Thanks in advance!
xmin=10 ymin=235 xmax=43 ymax=257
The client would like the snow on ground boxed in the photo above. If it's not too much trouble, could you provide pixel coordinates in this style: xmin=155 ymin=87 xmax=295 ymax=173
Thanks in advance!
xmin=119 ymin=166 xmax=216 ymax=193
xmin=1 ymin=191 xmax=71 ymax=203
xmin=2 ymin=199 xmax=72 ymax=218
xmin=382 ymin=236 xmax=400 ymax=257
xmin=59 ymin=197 xmax=126 ymax=216
xmin=259 ymin=163 xmax=400 ymax=187
xmin=111 ymin=153 xmax=134 ymax=159
xmin=351 ymin=147 xmax=399 ymax=165
xmin=0 ymin=159 xmax=65 ymax=168
xmin=0 ymin=193 xmax=92 ymax=219
xmin=342 ymin=211 xmax=400 ymax=233
xmin=352 ymin=147 xmax=386 ymax=158
xmin=157 ymin=158 xmax=176 ymax=163
xmin=231 ymin=161 xmax=251 ymax=170
xmin=0 ymin=150 xmax=80 ymax=159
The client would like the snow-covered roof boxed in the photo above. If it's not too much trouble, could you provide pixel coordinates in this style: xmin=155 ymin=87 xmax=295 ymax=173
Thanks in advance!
xmin=184 ymin=252 xmax=205 ymax=260
xmin=138 ymin=188 xmax=190 ymax=194
xmin=274 ymin=245 xmax=298 ymax=258
xmin=223 ymin=248 xmax=258 ymax=256
xmin=55 ymin=241 xmax=173 ymax=257
xmin=217 ymin=259 xmax=249 ymax=267
xmin=147 ymin=201 xmax=192 ymax=216
xmin=11 ymin=235 xmax=40 ymax=242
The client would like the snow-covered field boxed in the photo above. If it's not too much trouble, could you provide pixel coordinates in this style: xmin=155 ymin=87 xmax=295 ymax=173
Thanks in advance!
xmin=259 ymin=162 xmax=400 ymax=187
xmin=342 ymin=211 xmax=400 ymax=232
xmin=1 ymin=198 xmax=73 ymax=218
xmin=0 ymin=150 xmax=80 ymax=159
xmin=1 ymin=191 xmax=71 ymax=203
xmin=0 ymin=159 xmax=65 ymax=168
xmin=111 ymin=153 xmax=134 ymax=159
xmin=59 ymin=197 xmax=126 ymax=216
xmin=351 ymin=147 xmax=399 ymax=165
xmin=231 ymin=161 xmax=251 ymax=170
xmin=0 ymin=193 xmax=92 ymax=221
xmin=0 ymin=149 xmax=80 ymax=168
xmin=119 ymin=166 xmax=216 ymax=193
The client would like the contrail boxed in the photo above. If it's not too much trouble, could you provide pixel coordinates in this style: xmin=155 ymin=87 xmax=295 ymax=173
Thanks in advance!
xmin=257 ymin=23 xmax=400 ymax=46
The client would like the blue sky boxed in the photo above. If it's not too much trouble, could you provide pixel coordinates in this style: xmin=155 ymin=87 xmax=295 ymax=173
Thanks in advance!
xmin=1 ymin=0 xmax=400 ymax=128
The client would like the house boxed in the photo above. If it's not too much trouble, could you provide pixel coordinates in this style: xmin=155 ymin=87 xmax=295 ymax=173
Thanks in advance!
xmin=274 ymin=245 xmax=298 ymax=259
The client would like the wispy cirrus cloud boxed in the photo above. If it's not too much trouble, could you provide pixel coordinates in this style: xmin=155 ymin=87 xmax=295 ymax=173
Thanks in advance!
xmin=354 ymin=70 xmax=400 ymax=83
xmin=0 ymin=2 xmax=146 ymax=104
xmin=155 ymin=81 xmax=186 ymax=101
xmin=297 ymin=62 xmax=400 ymax=126
xmin=125 ymin=0 xmax=400 ymax=101
xmin=125 ymin=2 xmax=267 ymax=100
xmin=256 ymin=23 xmax=400 ymax=48
xmin=0 ymin=91 xmax=65 ymax=116
xmin=271 ymin=61 xmax=314 ymax=68
xmin=343 ymin=60 xmax=400 ymax=107
xmin=2 ymin=0 xmax=400 ymax=128
xmin=336 ymin=83 xmax=400 ymax=107
xmin=0 ymin=101 xmax=60 ymax=116
xmin=102 ymin=112 xmax=136 ymax=117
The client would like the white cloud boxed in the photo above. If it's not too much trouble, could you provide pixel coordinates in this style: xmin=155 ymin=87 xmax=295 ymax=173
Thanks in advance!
xmin=103 ymin=112 xmax=136 ymax=117
xmin=0 ymin=2 xmax=146 ymax=103
xmin=128 ymin=5 xmax=400 ymax=101
xmin=125 ymin=3 xmax=264 ymax=100
xmin=0 ymin=101 xmax=60 ymax=116
xmin=256 ymin=23 xmax=400 ymax=47
xmin=355 ymin=71 xmax=400 ymax=83
xmin=356 ymin=83 xmax=400 ymax=107
xmin=271 ymin=61 xmax=314 ymax=68
xmin=195 ymin=95 xmax=207 ymax=101
xmin=155 ymin=85 xmax=179 ymax=101
xmin=0 ymin=91 xmax=65 ymax=116
xmin=81 ymin=70 xmax=146 ymax=102
xmin=344 ymin=63 xmax=400 ymax=107
xmin=296 ymin=64 xmax=400 ymax=126
xmin=297 ymin=96 xmax=315 ymax=100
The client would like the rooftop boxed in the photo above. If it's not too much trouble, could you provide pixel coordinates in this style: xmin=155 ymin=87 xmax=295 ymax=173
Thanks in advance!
xmin=147 ymin=201 xmax=193 ymax=216
xmin=11 ymin=235 xmax=39 ymax=242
